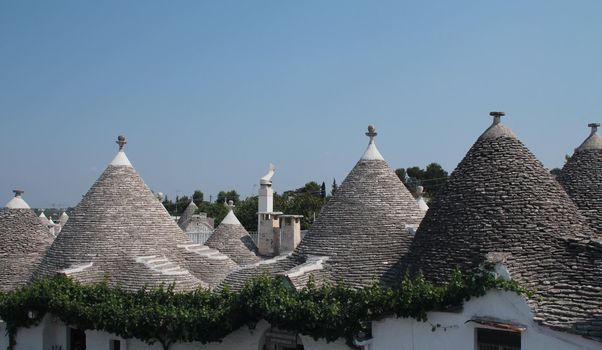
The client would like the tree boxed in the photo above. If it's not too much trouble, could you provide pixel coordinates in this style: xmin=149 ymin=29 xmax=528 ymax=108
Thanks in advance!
xmin=395 ymin=163 xmax=449 ymax=202
xmin=235 ymin=196 xmax=259 ymax=231
xmin=192 ymin=190 xmax=204 ymax=206
xmin=395 ymin=168 xmax=407 ymax=184
xmin=275 ymin=181 xmax=325 ymax=229
xmin=331 ymin=178 xmax=338 ymax=196
xmin=320 ymin=182 xmax=327 ymax=199
xmin=216 ymin=190 xmax=240 ymax=205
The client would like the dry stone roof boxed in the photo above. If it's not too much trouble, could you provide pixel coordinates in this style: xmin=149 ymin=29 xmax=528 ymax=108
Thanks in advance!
xmin=205 ymin=203 xmax=260 ymax=265
xmin=221 ymin=126 xmax=424 ymax=289
xmin=557 ymin=123 xmax=602 ymax=236
xmin=36 ymin=136 xmax=237 ymax=291
xmin=0 ymin=192 xmax=54 ymax=291
xmin=177 ymin=200 xmax=198 ymax=229
xmin=404 ymin=113 xmax=602 ymax=341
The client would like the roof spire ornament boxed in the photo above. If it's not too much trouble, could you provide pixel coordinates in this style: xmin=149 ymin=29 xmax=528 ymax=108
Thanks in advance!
xmin=116 ymin=135 xmax=127 ymax=151
xmin=588 ymin=122 xmax=600 ymax=135
xmin=5 ymin=189 xmax=30 ymax=209
xmin=361 ymin=124 xmax=384 ymax=160
xmin=226 ymin=200 xmax=235 ymax=211
xmin=489 ymin=111 xmax=505 ymax=125
xmin=110 ymin=135 xmax=133 ymax=167
xmin=366 ymin=124 xmax=377 ymax=143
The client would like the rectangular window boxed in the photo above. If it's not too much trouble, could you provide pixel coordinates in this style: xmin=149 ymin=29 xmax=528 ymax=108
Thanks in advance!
xmin=109 ymin=339 xmax=121 ymax=350
xmin=476 ymin=328 xmax=520 ymax=350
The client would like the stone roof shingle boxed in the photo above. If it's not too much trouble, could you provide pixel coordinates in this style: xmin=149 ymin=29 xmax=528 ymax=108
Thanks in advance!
xmin=557 ymin=123 xmax=602 ymax=236
xmin=36 ymin=137 xmax=237 ymax=291
xmin=0 ymin=192 xmax=54 ymax=291
xmin=403 ymin=113 xmax=602 ymax=341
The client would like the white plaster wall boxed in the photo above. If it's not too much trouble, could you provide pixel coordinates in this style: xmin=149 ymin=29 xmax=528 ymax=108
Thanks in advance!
xmin=300 ymin=335 xmax=351 ymax=350
xmin=86 ymin=320 xmax=271 ymax=350
xmin=371 ymin=290 xmax=602 ymax=350
xmin=0 ymin=321 xmax=9 ymax=350
xmin=80 ymin=319 xmax=350 ymax=350
xmin=87 ymin=330 xmax=126 ymax=350
xmin=43 ymin=316 xmax=69 ymax=350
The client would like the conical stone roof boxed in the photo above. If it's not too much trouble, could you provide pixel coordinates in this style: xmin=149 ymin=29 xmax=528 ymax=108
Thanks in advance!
xmin=205 ymin=201 xmax=260 ymax=265
xmin=404 ymin=113 xmax=602 ymax=339
xmin=557 ymin=123 xmax=602 ymax=235
xmin=293 ymin=125 xmax=423 ymax=287
xmin=36 ymin=136 xmax=237 ymax=291
xmin=177 ymin=200 xmax=198 ymax=229
xmin=221 ymin=125 xmax=424 ymax=290
xmin=0 ymin=191 xmax=54 ymax=291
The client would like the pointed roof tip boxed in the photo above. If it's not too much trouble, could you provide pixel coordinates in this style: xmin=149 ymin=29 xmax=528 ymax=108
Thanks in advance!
xmin=110 ymin=135 xmax=133 ymax=167
xmin=361 ymin=124 xmax=385 ymax=160
xmin=5 ymin=190 xmax=30 ymax=209
xmin=575 ymin=122 xmax=602 ymax=152
xmin=416 ymin=186 xmax=429 ymax=212
xmin=220 ymin=206 xmax=242 ymax=226
xmin=479 ymin=111 xmax=517 ymax=140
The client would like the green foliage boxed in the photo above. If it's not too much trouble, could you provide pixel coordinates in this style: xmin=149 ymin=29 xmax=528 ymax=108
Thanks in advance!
xmin=235 ymin=196 xmax=259 ymax=232
xmin=216 ymin=190 xmax=240 ymax=205
xmin=0 ymin=267 xmax=531 ymax=350
xmin=395 ymin=163 xmax=449 ymax=201
xmin=275 ymin=182 xmax=325 ymax=229
xmin=331 ymin=178 xmax=338 ymax=196
xmin=192 ymin=191 xmax=204 ymax=206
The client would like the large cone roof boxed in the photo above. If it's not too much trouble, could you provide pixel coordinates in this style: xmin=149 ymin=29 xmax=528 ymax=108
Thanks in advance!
xmin=405 ymin=116 xmax=602 ymax=339
xmin=37 ymin=145 xmax=237 ymax=291
xmin=222 ymin=126 xmax=424 ymax=289
xmin=205 ymin=209 xmax=260 ymax=265
xmin=0 ymin=194 xmax=54 ymax=291
xmin=557 ymin=124 xmax=602 ymax=235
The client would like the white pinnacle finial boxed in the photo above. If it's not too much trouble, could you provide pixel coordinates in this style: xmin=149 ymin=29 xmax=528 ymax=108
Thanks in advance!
xmin=5 ymin=190 xmax=30 ymax=209
xmin=416 ymin=186 xmax=424 ymax=196
xmin=110 ymin=135 xmax=132 ymax=167
xmin=415 ymin=186 xmax=429 ymax=212
xmin=361 ymin=124 xmax=384 ymax=160
xmin=221 ymin=200 xmax=241 ymax=225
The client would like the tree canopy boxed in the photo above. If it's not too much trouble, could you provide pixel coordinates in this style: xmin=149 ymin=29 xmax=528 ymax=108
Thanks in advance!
xmin=395 ymin=163 xmax=449 ymax=202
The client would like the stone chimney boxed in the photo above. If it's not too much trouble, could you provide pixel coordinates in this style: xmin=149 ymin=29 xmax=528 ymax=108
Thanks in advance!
xmin=258 ymin=212 xmax=282 ymax=256
xmin=279 ymin=215 xmax=303 ymax=253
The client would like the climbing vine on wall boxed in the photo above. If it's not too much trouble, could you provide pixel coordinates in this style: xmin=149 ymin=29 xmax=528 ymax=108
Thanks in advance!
xmin=0 ymin=267 xmax=531 ymax=350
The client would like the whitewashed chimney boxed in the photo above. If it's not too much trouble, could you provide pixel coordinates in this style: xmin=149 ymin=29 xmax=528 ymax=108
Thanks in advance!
xmin=257 ymin=163 xmax=282 ymax=256
xmin=279 ymin=215 xmax=303 ymax=253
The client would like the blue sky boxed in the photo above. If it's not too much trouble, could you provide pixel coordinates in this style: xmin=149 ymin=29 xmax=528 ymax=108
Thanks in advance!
xmin=1 ymin=1 xmax=601 ymax=208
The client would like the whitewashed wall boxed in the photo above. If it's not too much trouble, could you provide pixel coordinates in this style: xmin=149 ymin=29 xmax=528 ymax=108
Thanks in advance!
xmin=370 ymin=290 xmax=601 ymax=350
xmin=8 ymin=291 xmax=597 ymax=350
xmin=0 ymin=321 xmax=8 ymax=350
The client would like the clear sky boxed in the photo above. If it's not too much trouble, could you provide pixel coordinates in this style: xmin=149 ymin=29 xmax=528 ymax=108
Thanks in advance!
xmin=1 ymin=1 xmax=601 ymax=208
